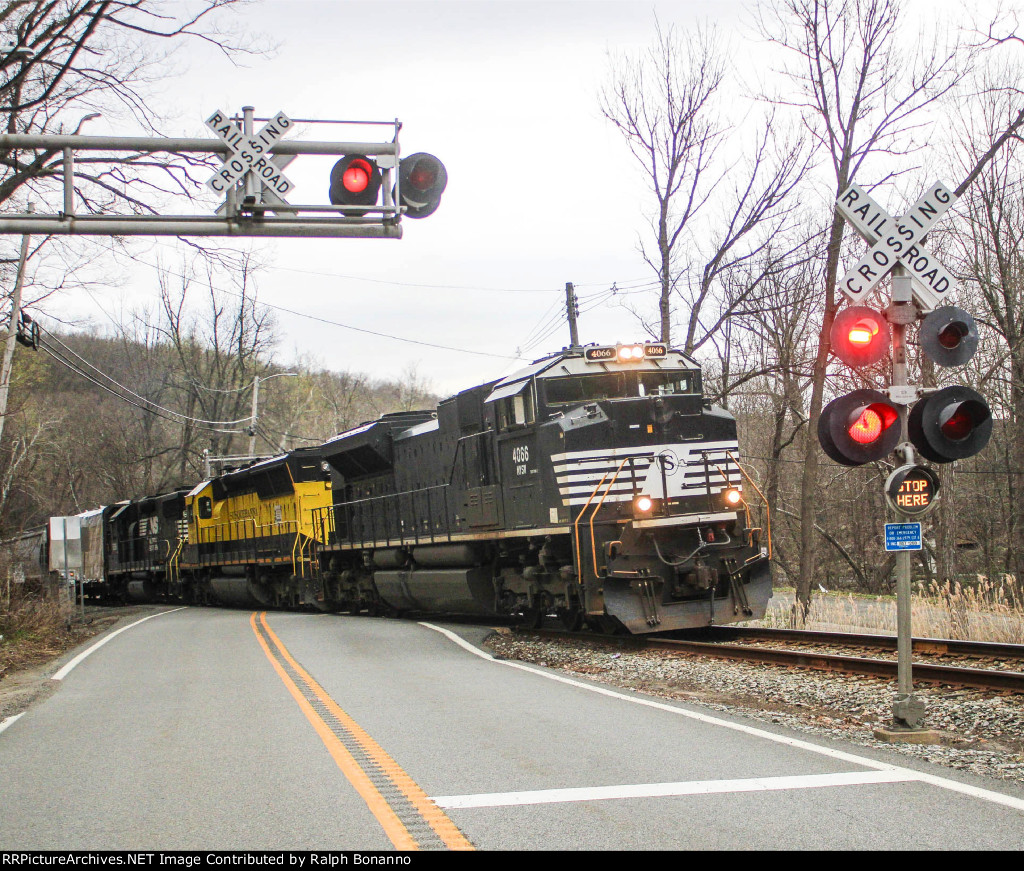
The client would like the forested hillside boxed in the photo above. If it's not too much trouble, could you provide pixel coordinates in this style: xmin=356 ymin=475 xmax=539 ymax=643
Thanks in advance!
xmin=0 ymin=325 xmax=436 ymax=535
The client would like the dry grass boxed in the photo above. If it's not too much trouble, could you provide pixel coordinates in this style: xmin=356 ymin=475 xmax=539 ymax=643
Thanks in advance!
xmin=760 ymin=578 xmax=1024 ymax=644
xmin=0 ymin=582 xmax=80 ymax=679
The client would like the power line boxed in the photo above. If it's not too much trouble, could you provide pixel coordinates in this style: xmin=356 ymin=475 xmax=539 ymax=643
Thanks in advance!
xmin=37 ymin=328 xmax=252 ymax=433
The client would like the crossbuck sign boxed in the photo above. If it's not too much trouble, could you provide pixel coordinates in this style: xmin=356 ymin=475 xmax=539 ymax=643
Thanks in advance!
xmin=837 ymin=181 xmax=958 ymax=311
xmin=205 ymin=110 xmax=294 ymax=205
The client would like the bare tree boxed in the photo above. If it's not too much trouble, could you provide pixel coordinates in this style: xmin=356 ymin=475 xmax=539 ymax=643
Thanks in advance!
xmin=0 ymin=1 xmax=264 ymax=212
xmin=942 ymin=61 xmax=1024 ymax=589
xmin=154 ymin=250 xmax=277 ymax=478
xmin=757 ymin=0 xmax=968 ymax=620
xmin=601 ymin=22 xmax=812 ymax=352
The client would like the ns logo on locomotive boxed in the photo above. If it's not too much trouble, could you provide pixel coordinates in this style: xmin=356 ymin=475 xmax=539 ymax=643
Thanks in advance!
xmin=10 ymin=343 xmax=771 ymax=634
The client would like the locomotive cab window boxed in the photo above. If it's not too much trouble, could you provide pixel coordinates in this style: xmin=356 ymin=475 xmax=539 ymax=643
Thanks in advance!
xmin=197 ymin=496 xmax=213 ymax=520
xmin=494 ymin=382 xmax=536 ymax=431
xmin=543 ymin=372 xmax=627 ymax=406
xmin=637 ymin=372 xmax=692 ymax=396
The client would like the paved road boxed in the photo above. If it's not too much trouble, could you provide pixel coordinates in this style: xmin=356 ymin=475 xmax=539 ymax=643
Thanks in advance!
xmin=2 ymin=606 xmax=1023 ymax=851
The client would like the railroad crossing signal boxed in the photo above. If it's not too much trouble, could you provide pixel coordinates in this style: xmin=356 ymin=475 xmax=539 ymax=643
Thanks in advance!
xmin=908 ymin=385 xmax=992 ymax=463
xmin=919 ymin=306 xmax=979 ymax=367
xmin=836 ymin=181 xmax=957 ymax=311
xmin=329 ymin=151 xmax=448 ymax=219
xmin=822 ymin=179 xmax=991 ymax=470
xmin=328 ymin=154 xmax=382 ymax=216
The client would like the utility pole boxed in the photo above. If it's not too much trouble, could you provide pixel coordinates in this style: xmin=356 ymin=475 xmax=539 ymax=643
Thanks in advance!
xmin=248 ymin=374 xmax=260 ymax=458
xmin=0 ymin=203 xmax=33 ymax=450
xmin=565 ymin=282 xmax=580 ymax=349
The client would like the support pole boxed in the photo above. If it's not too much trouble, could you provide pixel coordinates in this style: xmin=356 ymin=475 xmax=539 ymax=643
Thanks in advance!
xmin=889 ymin=267 xmax=925 ymax=729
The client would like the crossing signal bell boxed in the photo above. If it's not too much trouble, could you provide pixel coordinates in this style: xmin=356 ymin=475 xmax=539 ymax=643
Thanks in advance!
xmin=818 ymin=389 xmax=901 ymax=466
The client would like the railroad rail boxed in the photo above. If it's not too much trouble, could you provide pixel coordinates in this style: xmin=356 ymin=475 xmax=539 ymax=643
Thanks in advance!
xmin=518 ymin=626 xmax=1024 ymax=693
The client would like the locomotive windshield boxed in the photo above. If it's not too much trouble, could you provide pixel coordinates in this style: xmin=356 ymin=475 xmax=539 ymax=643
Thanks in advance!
xmin=543 ymin=371 xmax=692 ymax=406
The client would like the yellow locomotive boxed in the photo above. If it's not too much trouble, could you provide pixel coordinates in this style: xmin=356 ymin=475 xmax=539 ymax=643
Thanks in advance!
xmin=178 ymin=447 xmax=333 ymax=607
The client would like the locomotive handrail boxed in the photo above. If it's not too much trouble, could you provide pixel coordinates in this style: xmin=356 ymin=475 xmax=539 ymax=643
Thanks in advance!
xmin=707 ymin=452 xmax=772 ymax=561
xmin=589 ymin=458 xmax=630 ymax=578
xmin=572 ymin=469 xmax=614 ymax=586
xmin=331 ymin=482 xmax=453 ymax=549
xmin=724 ymin=450 xmax=772 ymax=560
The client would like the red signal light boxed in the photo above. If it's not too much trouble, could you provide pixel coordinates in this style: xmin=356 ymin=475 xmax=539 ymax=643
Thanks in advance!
xmin=849 ymin=408 xmax=882 ymax=444
xmin=848 ymin=318 xmax=878 ymax=345
xmin=328 ymin=154 xmax=383 ymax=216
xmin=831 ymin=306 xmax=890 ymax=368
xmin=920 ymin=306 xmax=979 ymax=367
xmin=818 ymin=389 xmax=901 ymax=466
xmin=397 ymin=153 xmax=448 ymax=218
xmin=848 ymin=403 xmax=898 ymax=445
xmin=908 ymin=386 xmax=992 ymax=463
xmin=342 ymin=159 xmax=373 ymax=194
xmin=939 ymin=405 xmax=975 ymax=441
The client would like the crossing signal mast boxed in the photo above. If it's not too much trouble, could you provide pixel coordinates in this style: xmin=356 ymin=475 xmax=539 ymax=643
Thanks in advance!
xmin=828 ymin=181 xmax=993 ymax=735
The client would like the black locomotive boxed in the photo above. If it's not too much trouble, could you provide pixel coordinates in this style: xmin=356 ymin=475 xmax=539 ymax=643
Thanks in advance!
xmin=311 ymin=342 xmax=772 ymax=633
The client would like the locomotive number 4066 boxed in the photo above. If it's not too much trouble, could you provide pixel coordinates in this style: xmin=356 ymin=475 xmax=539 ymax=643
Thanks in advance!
xmin=511 ymin=444 xmax=530 ymax=476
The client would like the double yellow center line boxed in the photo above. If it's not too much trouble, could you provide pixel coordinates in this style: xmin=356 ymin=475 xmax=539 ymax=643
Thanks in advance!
xmin=250 ymin=612 xmax=474 ymax=851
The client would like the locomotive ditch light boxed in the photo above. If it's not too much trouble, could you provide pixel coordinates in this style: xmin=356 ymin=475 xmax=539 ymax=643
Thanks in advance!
xmin=328 ymin=154 xmax=382 ymax=216
xmin=908 ymin=385 xmax=992 ymax=463
xmin=723 ymin=488 xmax=743 ymax=507
xmin=830 ymin=306 xmax=890 ymax=369
xmin=634 ymin=495 xmax=654 ymax=514
xmin=818 ymin=389 xmax=901 ymax=466
xmin=885 ymin=464 xmax=940 ymax=517
xmin=920 ymin=306 xmax=979 ymax=367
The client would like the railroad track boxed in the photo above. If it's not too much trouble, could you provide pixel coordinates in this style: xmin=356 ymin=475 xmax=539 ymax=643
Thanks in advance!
xmin=517 ymin=625 xmax=1024 ymax=693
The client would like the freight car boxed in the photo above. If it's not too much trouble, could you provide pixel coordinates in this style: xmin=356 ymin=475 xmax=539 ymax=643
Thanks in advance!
xmin=311 ymin=342 xmax=772 ymax=633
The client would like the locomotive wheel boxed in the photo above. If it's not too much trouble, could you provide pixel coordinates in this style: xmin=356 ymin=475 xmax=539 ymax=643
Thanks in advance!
xmin=518 ymin=607 xmax=544 ymax=630
xmin=585 ymin=614 xmax=624 ymax=635
xmin=557 ymin=605 xmax=583 ymax=631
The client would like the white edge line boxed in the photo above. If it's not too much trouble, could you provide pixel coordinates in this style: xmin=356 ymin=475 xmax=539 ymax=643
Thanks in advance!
xmin=418 ymin=622 xmax=1024 ymax=814
xmin=52 ymin=607 xmax=187 ymax=681
xmin=431 ymin=770 xmax=918 ymax=809
xmin=0 ymin=712 xmax=25 ymax=735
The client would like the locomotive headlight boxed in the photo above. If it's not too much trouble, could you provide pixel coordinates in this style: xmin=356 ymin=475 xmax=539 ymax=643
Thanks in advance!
xmin=618 ymin=344 xmax=644 ymax=362
xmin=634 ymin=495 xmax=654 ymax=514
xmin=723 ymin=488 xmax=743 ymax=507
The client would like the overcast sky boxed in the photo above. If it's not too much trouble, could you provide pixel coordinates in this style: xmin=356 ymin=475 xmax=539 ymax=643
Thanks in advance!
xmin=57 ymin=0 xmax=985 ymax=397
